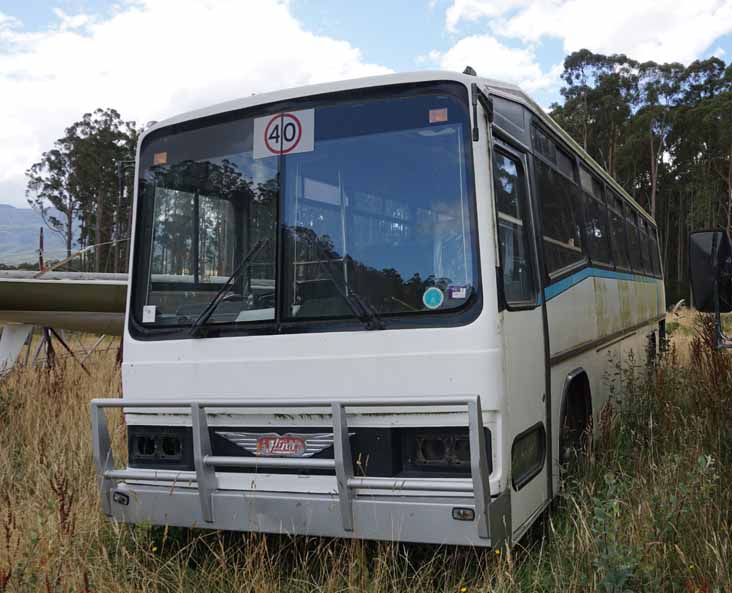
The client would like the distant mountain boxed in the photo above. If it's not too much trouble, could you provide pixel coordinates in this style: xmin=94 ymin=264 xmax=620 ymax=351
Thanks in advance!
xmin=0 ymin=204 xmax=68 ymax=265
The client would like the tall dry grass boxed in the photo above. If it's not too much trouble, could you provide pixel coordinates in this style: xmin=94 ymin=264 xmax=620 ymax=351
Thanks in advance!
xmin=0 ymin=319 xmax=730 ymax=593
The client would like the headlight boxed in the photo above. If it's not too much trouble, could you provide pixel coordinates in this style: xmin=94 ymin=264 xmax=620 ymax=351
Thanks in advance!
xmin=128 ymin=426 xmax=193 ymax=470
xmin=403 ymin=428 xmax=492 ymax=474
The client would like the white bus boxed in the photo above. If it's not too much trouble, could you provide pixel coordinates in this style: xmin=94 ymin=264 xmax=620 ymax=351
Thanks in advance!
xmin=92 ymin=70 xmax=665 ymax=548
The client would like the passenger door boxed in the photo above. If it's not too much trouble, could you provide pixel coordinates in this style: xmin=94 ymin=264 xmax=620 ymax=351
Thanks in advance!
xmin=491 ymin=140 xmax=549 ymax=537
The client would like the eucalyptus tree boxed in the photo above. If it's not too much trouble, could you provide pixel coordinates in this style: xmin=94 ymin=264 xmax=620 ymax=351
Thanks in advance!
xmin=552 ymin=51 xmax=731 ymax=302
xmin=26 ymin=108 xmax=139 ymax=272
xmin=26 ymin=145 xmax=79 ymax=266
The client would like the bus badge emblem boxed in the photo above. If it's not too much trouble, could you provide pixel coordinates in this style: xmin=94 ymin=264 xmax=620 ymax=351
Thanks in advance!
xmin=216 ymin=432 xmax=335 ymax=457
xmin=257 ymin=435 xmax=305 ymax=456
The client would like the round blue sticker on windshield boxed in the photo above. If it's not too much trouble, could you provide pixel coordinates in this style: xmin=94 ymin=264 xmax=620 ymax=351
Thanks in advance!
xmin=422 ymin=287 xmax=445 ymax=310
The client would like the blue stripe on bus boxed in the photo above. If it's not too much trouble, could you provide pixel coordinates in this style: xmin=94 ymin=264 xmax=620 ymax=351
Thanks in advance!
xmin=543 ymin=267 xmax=658 ymax=302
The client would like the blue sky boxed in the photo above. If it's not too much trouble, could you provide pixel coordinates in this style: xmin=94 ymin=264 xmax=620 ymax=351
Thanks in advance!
xmin=1 ymin=0 xmax=731 ymax=208
xmin=292 ymin=0 xmax=571 ymax=103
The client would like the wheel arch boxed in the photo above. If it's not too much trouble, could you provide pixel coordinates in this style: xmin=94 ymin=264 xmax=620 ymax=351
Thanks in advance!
xmin=558 ymin=367 xmax=593 ymax=435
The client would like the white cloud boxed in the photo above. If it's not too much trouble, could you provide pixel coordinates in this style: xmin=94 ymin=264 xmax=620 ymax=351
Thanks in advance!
xmin=0 ymin=13 xmax=18 ymax=30
xmin=445 ymin=0 xmax=732 ymax=64
xmin=445 ymin=0 xmax=530 ymax=32
xmin=52 ymin=9 xmax=94 ymax=31
xmin=714 ymin=46 xmax=726 ymax=58
xmin=432 ymin=34 xmax=561 ymax=92
xmin=0 ymin=0 xmax=391 ymax=207
xmin=416 ymin=48 xmax=442 ymax=64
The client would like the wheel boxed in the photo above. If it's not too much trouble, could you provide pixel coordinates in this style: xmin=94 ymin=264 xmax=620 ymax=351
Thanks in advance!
xmin=558 ymin=390 xmax=591 ymax=469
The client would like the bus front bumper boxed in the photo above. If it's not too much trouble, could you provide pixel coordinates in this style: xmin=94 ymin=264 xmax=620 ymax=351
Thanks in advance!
xmin=107 ymin=483 xmax=510 ymax=547
xmin=91 ymin=395 xmax=510 ymax=548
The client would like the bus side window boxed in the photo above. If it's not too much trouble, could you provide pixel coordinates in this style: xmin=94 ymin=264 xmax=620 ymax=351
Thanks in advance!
xmin=625 ymin=207 xmax=643 ymax=272
xmin=637 ymin=217 xmax=651 ymax=275
xmin=579 ymin=166 xmax=612 ymax=266
xmin=534 ymin=157 xmax=585 ymax=277
xmin=649 ymin=225 xmax=661 ymax=276
xmin=644 ymin=221 xmax=659 ymax=276
xmin=608 ymin=193 xmax=631 ymax=271
xmin=493 ymin=152 xmax=535 ymax=305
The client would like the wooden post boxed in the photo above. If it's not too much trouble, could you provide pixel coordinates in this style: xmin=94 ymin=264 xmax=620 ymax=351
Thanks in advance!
xmin=43 ymin=327 xmax=55 ymax=369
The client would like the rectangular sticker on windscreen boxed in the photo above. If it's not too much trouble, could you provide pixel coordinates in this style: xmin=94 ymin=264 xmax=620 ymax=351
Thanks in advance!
xmin=429 ymin=108 xmax=448 ymax=124
xmin=448 ymin=285 xmax=468 ymax=300
xmin=253 ymin=109 xmax=315 ymax=159
xmin=142 ymin=305 xmax=156 ymax=323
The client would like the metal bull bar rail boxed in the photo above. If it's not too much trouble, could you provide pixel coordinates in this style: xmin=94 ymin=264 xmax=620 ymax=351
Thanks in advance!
xmin=91 ymin=395 xmax=498 ymax=541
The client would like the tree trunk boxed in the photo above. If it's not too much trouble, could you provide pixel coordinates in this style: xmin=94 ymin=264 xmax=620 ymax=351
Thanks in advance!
xmin=608 ymin=123 xmax=615 ymax=179
xmin=727 ymin=144 xmax=732 ymax=232
xmin=65 ymin=207 xmax=73 ymax=271
xmin=676 ymin=193 xmax=684 ymax=285
xmin=112 ymin=217 xmax=119 ymax=274
xmin=663 ymin=194 xmax=671 ymax=273
xmin=649 ymin=127 xmax=661 ymax=219
xmin=582 ymin=91 xmax=588 ymax=150
xmin=95 ymin=193 xmax=104 ymax=272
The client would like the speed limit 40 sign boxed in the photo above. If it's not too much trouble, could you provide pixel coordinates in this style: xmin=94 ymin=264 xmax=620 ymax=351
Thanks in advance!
xmin=253 ymin=109 xmax=314 ymax=159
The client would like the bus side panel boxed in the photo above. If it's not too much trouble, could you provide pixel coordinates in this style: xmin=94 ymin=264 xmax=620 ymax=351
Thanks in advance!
xmin=546 ymin=273 xmax=660 ymax=495
xmin=594 ymin=275 xmax=622 ymax=337
xmin=546 ymin=278 xmax=598 ymax=358
xmin=619 ymin=278 xmax=658 ymax=328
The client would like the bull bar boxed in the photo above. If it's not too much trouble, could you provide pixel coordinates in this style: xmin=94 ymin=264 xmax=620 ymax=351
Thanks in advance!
xmin=91 ymin=395 xmax=511 ymax=546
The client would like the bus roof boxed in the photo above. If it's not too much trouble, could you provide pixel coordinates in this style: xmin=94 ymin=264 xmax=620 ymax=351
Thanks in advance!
xmin=142 ymin=70 xmax=655 ymax=226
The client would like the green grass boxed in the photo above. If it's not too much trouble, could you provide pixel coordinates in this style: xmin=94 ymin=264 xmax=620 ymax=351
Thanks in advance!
xmin=1 ymin=316 xmax=731 ymax=592
xmin=722 ymin=313 xmax=732 ymax=336
xmin=665 ymin=320 xmax=687 ymax=336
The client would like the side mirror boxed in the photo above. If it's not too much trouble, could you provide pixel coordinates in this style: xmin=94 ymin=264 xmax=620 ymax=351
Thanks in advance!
xmin=689 ymin=229 xmax=732 ymax=349
xmin=689 ymin=230 xmax=732 ymax=313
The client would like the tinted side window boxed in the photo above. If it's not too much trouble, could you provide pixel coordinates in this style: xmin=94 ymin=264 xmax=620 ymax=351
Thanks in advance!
xmin=649 ymin=226 xmax=661 ymax=276
xmin=556 ymin=148 xmax=575 ymax=180
xmin=535 ymin=158 xmax=585 ymax=276
xmin=531 ymin=126 xmax=556 ymax=163
xmin=579 ymin=167 xmax=611 ymax=265
xmin=494 ymin=152 xmax=535 ymax=304
xmin=625 ymin=208 xmax=642 ymax=271
xmin=644 ymin=221 xmax=659 ymax=276
xmin=637 ymin=216 xmax=651 ymax=274
xmin=608 ymin=194 xmax=631 ymax=270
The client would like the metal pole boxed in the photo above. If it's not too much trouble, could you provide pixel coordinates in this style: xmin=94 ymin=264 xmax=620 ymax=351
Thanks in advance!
xmin=48 ymin=328 xmax=91 ymax=375
xmin=191 ymin=403 xmax=216 ymax=522
xmin=332 ymin=402 xmax=354 ymax=531
xmin=468 ymin=396 xmax=491 ymax=539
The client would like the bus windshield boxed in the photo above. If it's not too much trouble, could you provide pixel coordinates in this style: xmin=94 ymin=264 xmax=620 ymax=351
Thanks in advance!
xmin=133 ymin=85 xmax=479 ymax=333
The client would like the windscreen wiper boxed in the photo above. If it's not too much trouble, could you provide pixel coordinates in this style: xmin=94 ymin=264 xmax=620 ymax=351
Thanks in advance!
xmin=291 ymin=228 xmax=384 ymax=330
xmin=189 ymin=238 xmax=268 ymax=338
